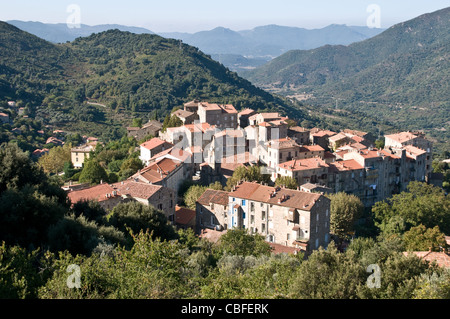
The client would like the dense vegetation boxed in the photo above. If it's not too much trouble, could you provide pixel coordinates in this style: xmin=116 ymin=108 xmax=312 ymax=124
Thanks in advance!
xmin=0 ymin=142 xmax=449 ymax=299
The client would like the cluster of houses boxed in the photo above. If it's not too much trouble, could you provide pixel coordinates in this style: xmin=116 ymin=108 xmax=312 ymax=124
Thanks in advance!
xmin=65 ymin=100 xmax=439 ymax=256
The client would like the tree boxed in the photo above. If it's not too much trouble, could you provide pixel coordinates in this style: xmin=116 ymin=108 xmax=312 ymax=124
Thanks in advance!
xmin=327 ymin=192 xmax=364 ymax=240
xmin=38 ymin=144 xmax=72 ymax=174
xmin=0 ymin=143 xmax=68 ymax=248
xmin=131 ymin=118 xmax=143 ymax=128
xmin=120 ymin=157 xmax=144 ymax=174
xmin=225 ymin=165 xmax=270 ymax=191
xmin=289 ymin=243 xmax=366 ymax=299
xmin=47 ymin=214 xmax=126 ymax=256
xmin=373 ymin=182 xmax=450 ymax=235
xmin=402 ymin=225 xmax=447 ymax=252
xmin=375 ymin=138 xmax=385 ymax=149
xmin=184 ymin=185 xmax=207 ymax=210
xmin=79 ymin=160 xmax=109 ymax=185
xmin=107 ymin=201 xmax=177 ymax=244
xmin=216 ymin=229 xmax=272 ymax=258
xmin=275 ymin=176 xmax=298 ymax=190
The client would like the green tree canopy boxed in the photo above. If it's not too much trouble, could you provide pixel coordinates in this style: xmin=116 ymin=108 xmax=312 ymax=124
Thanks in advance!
xmin=373 ymin=182 xmax=450 ymax=235
xmin=327 ymin=192 xmax=364 ymax=240
xmin=78 ymin=160 xmax=109 ymax=185
xmin=216 ymin=229 xmax=272 ymax=258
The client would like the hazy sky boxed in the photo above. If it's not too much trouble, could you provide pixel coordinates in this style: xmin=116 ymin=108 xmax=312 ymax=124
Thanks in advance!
xmin=1 ymin=0 xmax=448 ymax=32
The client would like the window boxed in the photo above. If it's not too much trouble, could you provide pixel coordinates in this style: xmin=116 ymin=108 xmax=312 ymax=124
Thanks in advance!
xmin=158 ymin=204 xmax=163 ymax=210
xmin=250 ymin=215 xmax=254 ymax=224
xmin=243 ymin=213 xmax=246 ymax=219
xmin=261 ymin=223 xmax=266 ymax=233
xmin=250 ymin=202 xmax=255 ymax=212
xmin=262 ymin=211 xmax=266 ymax=220
xmin=242 ymin=199 xmax=246 ymax=206
xmin=315 ymin=238 xmax=319 ymax=249
xmin=316 ymin=214 xmax=319 ymax=222
xmin=170 ymin=200 xmax=173 ymax=208
xmin=287 ymin=233 xmax=290 ymax=240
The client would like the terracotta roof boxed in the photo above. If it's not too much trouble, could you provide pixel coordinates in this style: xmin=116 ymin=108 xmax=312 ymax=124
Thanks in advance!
xmin=289 ymin=126 xmax=310 ymax=133
xmin=328 ymin=159 xmax=364 ymax=172
xmin=269 ymin=242 xmax=301 ymax=255
xmin=278 ymin=157 xmax=329 ymax=171
xmin=199 ymin=102 xmax=222 ymax=111
xmin=140 ymin=138 xmax=171 ymax=151
xmin=184 ymin=122 xmax=214 ymax=133
xmin=151 ymin=147 xmax=191 ymax=163
xmin=230 ymin=182 xmax=327 ymax=211
xmin=238 ymin=108 xmax=256 ymax=116
xmin=219 ymin=104 xmax=238 ymax=114
xmin=68 ymin=183 xmax=119 ymax=204
xmin=385 ymin=132 xmax=418 ymax=143
xmin=197 ymin=189 xmax=230 ymax=206
xmin=268 ymin=138 xmax=299 ymax=150
xmin=175 ymin=205 xmax=196 ymax=226
xmin=249 ymin=112 xmax=281 ymax=121
xmin=328 ymin=132 xmax=348 ymax=143
xmin=111 ymin=180 xmax=164 ymax=200
xmin=300 ymin=145 xmax=325 ymax=152
xmin=136 ymin=157 xmax=183 ymax=184
xmin=343 ymin=129 xmax=368 ymax=137
xmin=404 ymin=145 xmax=427 ymax=158
xmin=403 ymin=251 xmax=450 ymax=268
xmin=311 ymin=129 xmax=337 ymax=137
xmin=173 ymin=109 xmax=194 ymax=118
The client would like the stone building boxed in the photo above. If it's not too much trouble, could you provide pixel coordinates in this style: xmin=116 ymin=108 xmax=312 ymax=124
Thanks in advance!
xmin=67 ymin=180 xmax=176 ymax=219
xmin=196 ymin=189 xmax=230 ymax=231
xmin=196 ymin=182 xmax=331 ymax=255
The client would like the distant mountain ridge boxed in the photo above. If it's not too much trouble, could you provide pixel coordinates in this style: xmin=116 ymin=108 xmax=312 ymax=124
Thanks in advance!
xmin=7 ymin=20 xmax=385 ymax=72
xmin=7 ymin=20 xmax=154 ymax=43
xmin=159 ymin=24 xmax=385 ymax=58
xmin=243 ymin=7 xmax=450 ymax=153
xmin=0 ymin=21 xmax=300 ymax=122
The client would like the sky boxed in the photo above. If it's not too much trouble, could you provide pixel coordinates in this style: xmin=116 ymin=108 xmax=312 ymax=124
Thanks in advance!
xmin=1 ymin=0 xmax=449 ymax=33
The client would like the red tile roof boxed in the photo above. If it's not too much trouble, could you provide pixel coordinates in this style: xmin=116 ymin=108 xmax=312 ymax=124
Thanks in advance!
xmin=140 ymin=138 xmax=170 ymax=151
xmin=238 ymin=108 xmax=256 ymax=116
xmin=67 ymin=183 xmax=119 ymax=204
xmin=278 ymin=157 xmax=329 ymax=171
xmin=230 ymin=182 xmax=327 ymax=211
xmin=111 ymin=180 xmax=164 ymax=200
xmin=385 ymin=132 xmax=418 ymax=143
xmin=328 ymin=159 xmax=364 ymax=172
xmin=197 ymin=189 xmax=230 ymax=206
xmin=175 ymin=205 xmax=196 ymax=226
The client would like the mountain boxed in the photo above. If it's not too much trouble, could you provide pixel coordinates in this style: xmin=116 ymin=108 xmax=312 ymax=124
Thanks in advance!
xmin=159 ymin=24 xmax=385 ymax=58
xmin=7 ymin=20 xmax=153 ymax=43
xmin=244 ymin=7 xmax=450 ymax=153
xmin=0 ymin=21 xmax=303 ymax=138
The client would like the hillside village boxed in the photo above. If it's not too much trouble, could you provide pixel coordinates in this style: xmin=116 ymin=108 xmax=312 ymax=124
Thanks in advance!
xmin=65 ymin=100 xmax=441 ymax=256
